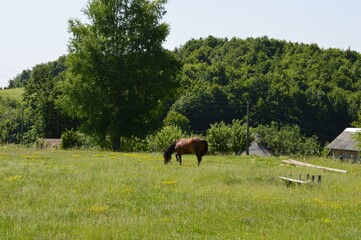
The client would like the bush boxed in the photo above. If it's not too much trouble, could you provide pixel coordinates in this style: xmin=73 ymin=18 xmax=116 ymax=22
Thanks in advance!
xmin=206 ymin=122 xmax=232 ymax=153
xmin=206 ymin=120 xmax=248 ymax=154
xmin=60 ymin=129 xmax=83 ymax=149
xmin=148 ymin=125 xmax=186 ymax=152
xmin=163 ymin=111 xmax=190 ymax=132
xmin=120 ymin=136 xmax=149 ymax=152
xmin=256 ymin=122 xmax=321 ymax=156
xmin=229 ymin=119 xmax=248 ymax=154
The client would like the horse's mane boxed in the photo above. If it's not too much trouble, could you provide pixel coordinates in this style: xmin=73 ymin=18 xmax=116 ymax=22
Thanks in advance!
xmin=164 ymin=140 xmax=177 ymax=157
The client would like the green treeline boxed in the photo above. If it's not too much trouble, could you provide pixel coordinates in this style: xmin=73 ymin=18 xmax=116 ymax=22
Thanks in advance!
xmin=2 ymin=36 xmax=361 ymax=153
xmin=171 ymin=36 xmax=361 ymax=143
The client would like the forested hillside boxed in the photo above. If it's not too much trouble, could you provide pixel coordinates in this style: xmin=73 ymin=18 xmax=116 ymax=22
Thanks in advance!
xmin=3 ymin=36 xmax=361 ymax=147
xmin=171 ymin=36 xmax=361 ymax=143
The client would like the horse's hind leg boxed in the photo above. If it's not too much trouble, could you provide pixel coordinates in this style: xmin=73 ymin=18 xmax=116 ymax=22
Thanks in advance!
xmin=197 ymin=156 xmax=202 ymax=166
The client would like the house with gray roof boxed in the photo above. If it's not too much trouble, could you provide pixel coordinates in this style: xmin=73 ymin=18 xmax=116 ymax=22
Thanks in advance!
xmin=326 ymin=128 xmax=361 ymax=161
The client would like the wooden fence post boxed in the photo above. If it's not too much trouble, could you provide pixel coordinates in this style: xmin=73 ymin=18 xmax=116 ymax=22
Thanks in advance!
xmin=318 ymin=175 xmax=321 ymax=183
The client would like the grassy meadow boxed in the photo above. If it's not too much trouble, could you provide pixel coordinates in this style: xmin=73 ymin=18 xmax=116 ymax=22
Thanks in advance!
xmin=1 ymin=145 xmax=361 ymax=239
xmin=0 ymin=88 xmax=24 ymax=102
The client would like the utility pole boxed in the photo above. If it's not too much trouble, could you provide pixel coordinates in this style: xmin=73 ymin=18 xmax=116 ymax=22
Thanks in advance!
xmin=246 ymin=100 xmax=250 ymax=155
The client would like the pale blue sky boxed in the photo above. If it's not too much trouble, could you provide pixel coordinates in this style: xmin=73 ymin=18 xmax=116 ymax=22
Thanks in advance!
xmin=1 ymin=0 xmax=361 ymax=88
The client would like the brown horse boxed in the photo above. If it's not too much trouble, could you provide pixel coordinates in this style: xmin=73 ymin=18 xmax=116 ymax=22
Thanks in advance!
xmin=163 ymin=137 xmax=208 ymax=166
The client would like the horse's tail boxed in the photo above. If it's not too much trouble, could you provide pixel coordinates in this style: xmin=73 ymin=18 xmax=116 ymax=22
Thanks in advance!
xmin=200 ymin=140 xmax=208 ymax=156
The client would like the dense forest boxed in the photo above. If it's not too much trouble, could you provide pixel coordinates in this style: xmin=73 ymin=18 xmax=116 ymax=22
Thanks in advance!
xmin=171 ymin=36 xmax=361 ymax=143
xmin=2 ymin=36 xmax=361 ymax=152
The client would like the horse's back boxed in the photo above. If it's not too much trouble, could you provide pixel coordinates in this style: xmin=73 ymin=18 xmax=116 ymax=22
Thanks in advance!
xmin=175 ymin=137 xmax=207 ymax=155
xmin=174 ymin=138 xmax=194 ymax=154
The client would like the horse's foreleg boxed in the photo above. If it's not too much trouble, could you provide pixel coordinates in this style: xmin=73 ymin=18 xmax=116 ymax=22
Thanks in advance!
xmin=176 ymin=154 xmax=182 ymax=165
xmin=175 ymin=154 xmax=182 ymax=165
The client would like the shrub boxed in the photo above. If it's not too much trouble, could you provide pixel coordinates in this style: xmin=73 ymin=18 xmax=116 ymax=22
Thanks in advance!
xmin=163 ymin=111 xmax=190 ymax=132
xmin=206 ymin=120 xmax=248 ymax=154
xmin=148 ymin=125 xmax=185 ymax=152
xmin=206 ymin=122 xmax=232 ymax=154
xmin=60 ymin=129 xmax=83 ymax=149
xmin=255 ymin=122 xmax=321 ymax=156
xmin=229 ymin=119 xmax=248 ymax=154
xmin=120 ymin=136 xmax=149 ymax=152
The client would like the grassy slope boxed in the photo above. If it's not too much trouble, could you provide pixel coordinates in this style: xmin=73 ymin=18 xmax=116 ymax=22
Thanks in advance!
xmin=0 ymin=146 xmax=360 ymax=239
xmin=0 ymin=88 xmax=24 ymax=101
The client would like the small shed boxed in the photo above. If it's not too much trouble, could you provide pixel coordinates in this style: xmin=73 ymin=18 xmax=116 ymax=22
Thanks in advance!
xmin=40 ymin=138 xmax=61 ymax=149
xmin=242 ymin=140 xmax=271 ymax=157
xmin=326 ymin=128 xmax=361 ymax=161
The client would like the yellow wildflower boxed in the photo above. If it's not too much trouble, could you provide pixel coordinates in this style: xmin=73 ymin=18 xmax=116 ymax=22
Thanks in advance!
xmin=6 ymin=176 xmax=22 ymax=182
xmin=124 ymin=188 xmax=134 ymax=193
xmin=88 ymin=205 xmax=109 ymax=213
xmin=321 ymin=218 xmax=331 ymax=224
xmin=162 ymin=180 xmax=177 ymax=185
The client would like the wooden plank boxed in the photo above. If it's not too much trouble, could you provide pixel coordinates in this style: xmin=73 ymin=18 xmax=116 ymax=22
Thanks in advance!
xmin=282 ymin=159 xmax=348 ymax=173
xmin=279 ymin=176 xmax=307 ymax=184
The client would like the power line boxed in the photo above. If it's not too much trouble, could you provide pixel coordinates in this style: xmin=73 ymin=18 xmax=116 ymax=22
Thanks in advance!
xmin=258 ymin=108 xmax=341 ymax=134
xmin=257 ymin=110 xmax=341 ymax=140
xmin=0 ymin=67 xmax=19 ymax=72
xmin=0 ymin=74 xmax=13 ymax=79
xmin=200 ymin=105 xmax=246 ymax=109
xmin=189 ymin=102 xmax=346 ymax=140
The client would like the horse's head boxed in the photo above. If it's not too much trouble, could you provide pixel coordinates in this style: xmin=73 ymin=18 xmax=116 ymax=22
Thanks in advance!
xmin=164 ymin=140 xmax=176 ymax=165
xmin=163 ymin=150 xmax=172 ymax=164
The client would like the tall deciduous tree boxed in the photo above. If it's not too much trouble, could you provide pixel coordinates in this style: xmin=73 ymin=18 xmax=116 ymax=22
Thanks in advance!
xmin=60 ymin=0 xmax=181 ymax=150
xmin=8 ymin=69 xmax=31 ymax=88
xmin=23 ymin=56 xmax=76 ymax=141
xmin=0 ymin=97 xmax=21 ymax=143
xmin=353 ymin=112 xmax=361 ymax=149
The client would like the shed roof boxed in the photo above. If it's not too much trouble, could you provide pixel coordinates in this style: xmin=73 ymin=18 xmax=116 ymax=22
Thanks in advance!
xmin=326 ymin=128 xmax=361 ymax=151
xmin=242 ymin=141 xmax=271 ymax=156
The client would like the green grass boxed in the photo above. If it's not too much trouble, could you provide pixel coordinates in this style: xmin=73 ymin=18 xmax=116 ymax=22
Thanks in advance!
xmin=0 ymin=88 xmax=24 ymax=101
xmin=1 ymin=145 xmax=361 ymax=239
